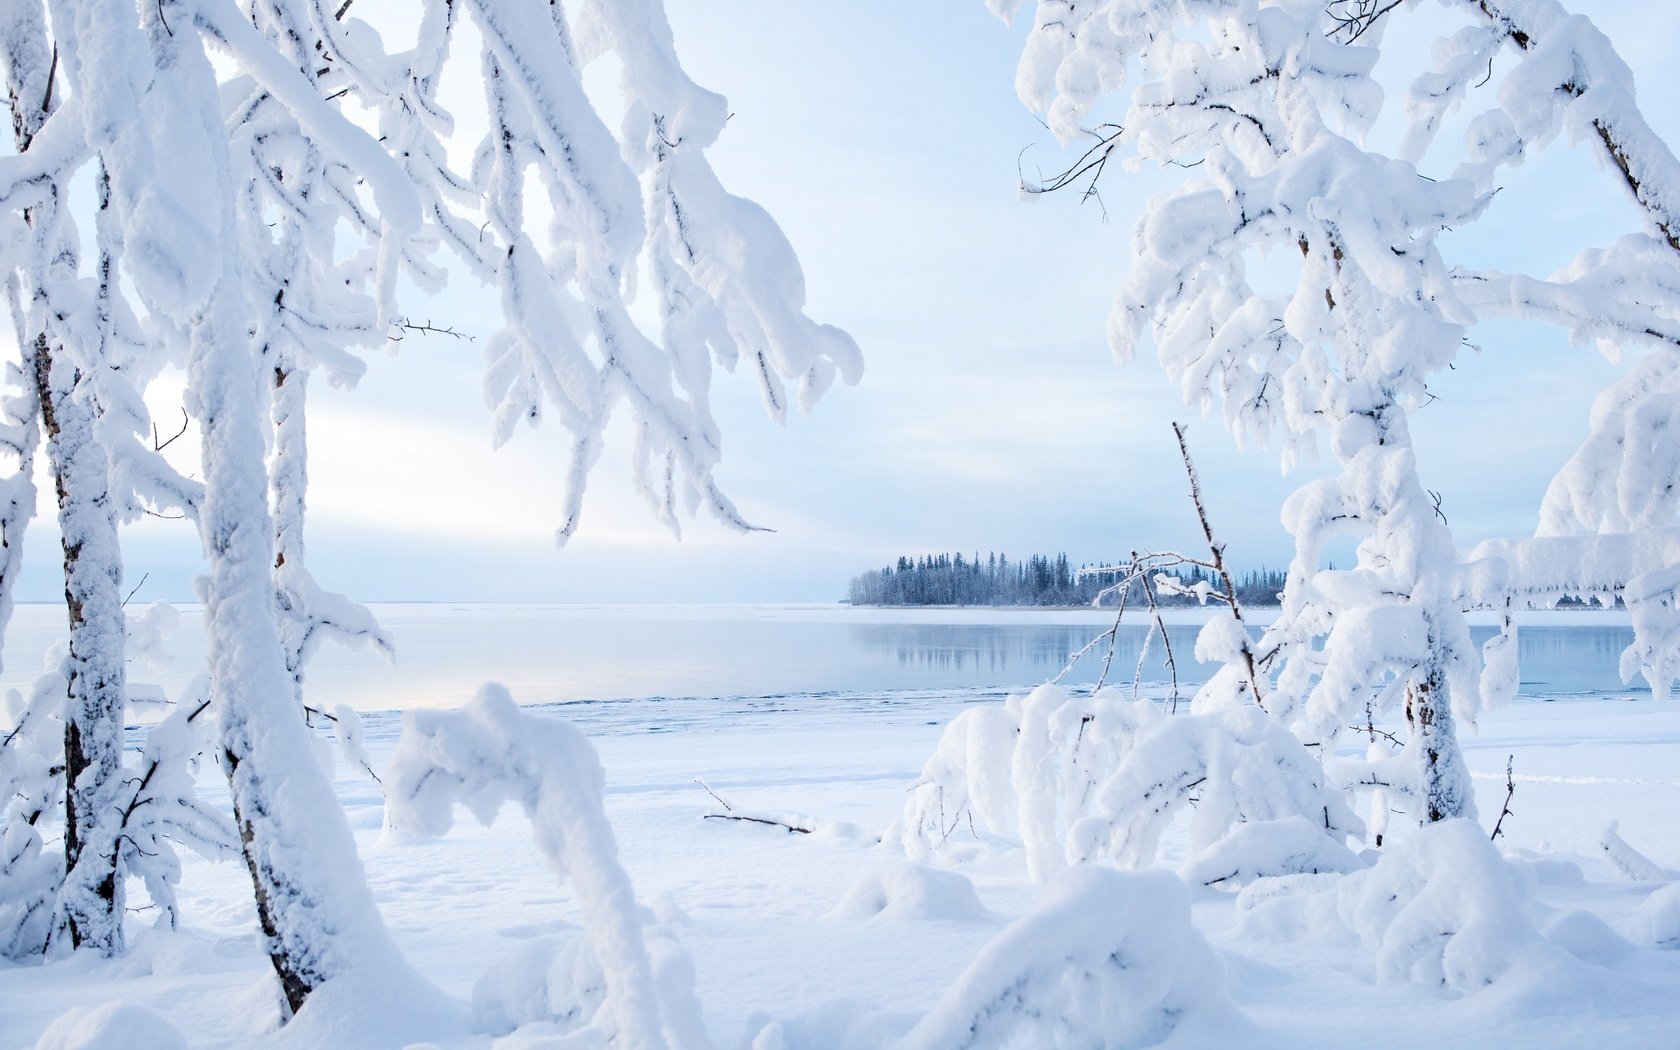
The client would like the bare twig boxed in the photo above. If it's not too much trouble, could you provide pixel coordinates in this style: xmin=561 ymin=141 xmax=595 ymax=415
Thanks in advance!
xmin=1173 ymin=421 xmax=1266 ymax=711
xmin=693 ymin=777 xmax=732 ymax=812
xmin=389 ymin=317 xmax=474 ymax=342
xmin=1094 ymin=574 xmax=1131 ymax=692
xmin=1490 ymin=754 xmax=1515 ymax=840
xmin=121 ymin=572 xmax=149 ymax=608
xmin=1325 ymin=0 xmax=1406 ymax=43
xmin=153 ymin=408 xmax=189 ymax=452
xmin=1136 ymin=564 xmax=1181 ymax=712
xmin=1019 ymin=120 xmax=1125 ymax=211
xmin=1353 ymin=722 xmax=1404 ymax=749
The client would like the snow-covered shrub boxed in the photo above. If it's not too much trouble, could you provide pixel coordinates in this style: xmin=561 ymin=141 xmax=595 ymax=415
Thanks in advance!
xmin=1237 ymin=819 xmax=1546 ymax=993
xmin=1334 ymin=819 xmax=1541 ymax=992
xmin=828 ymin=863 xmax=992 ymax=923
xmin=386 ymin=684 xmax=707 ymax=1050
xmin=900 ymin=866 xmax=1246 ymax=1049
xmin=1541 ymin=909 xmax=1634 ymax=966
xmin=1 ymin=606 xmax=232 ymax=957
xmin=895 ymin=684 xmax=1359 ymax=885
xmin=115 ymin=673 xmax=240 ymax=930
xmin=0 ymin=670 xmax=65 ymax=959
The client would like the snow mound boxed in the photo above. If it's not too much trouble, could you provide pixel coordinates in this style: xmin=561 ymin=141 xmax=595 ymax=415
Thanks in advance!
xmin=901 ymin=866 xmax=1248 ymax=1049
xmin=1630 ymin=882 xmax=1680 ymax=949
xmin=827 ymin=863 xmax=992 ymax=923
xmin=1336 ymin=819 xmax=1542 ymax=992
xmin=1542 ymin=910 xmax=1634 ymax=965
xmin=35 ymin=1002 xmax=185 ymax=1050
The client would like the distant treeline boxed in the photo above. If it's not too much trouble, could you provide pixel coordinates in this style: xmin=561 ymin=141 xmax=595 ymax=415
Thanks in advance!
xmin=846 ymin=552 xmax=1286 ymax=608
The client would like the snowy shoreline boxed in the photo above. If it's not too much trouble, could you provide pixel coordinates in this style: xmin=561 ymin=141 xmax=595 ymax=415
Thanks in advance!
xmin=6 ymin=679 xmax=1679 ymax=1048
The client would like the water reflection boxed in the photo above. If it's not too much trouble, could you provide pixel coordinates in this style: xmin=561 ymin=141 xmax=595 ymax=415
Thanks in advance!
xmin=852 ymin=622 xmax=1217 ymax=690
xmin=856 ymin=622 xmax=1648 ymax=698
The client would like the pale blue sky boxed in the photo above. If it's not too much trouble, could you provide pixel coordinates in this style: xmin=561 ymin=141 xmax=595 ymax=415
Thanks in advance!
xmin=12 ymin=1 xmax=1680 ymax=604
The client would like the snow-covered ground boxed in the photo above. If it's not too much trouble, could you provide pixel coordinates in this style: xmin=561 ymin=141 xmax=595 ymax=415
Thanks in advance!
xmin=3 ymin=609 xmax=1679 ymax=1048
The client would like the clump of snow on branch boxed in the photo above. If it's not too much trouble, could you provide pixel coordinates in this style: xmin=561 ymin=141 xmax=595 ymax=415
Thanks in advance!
xmin=893 ymin=684 xmax=1359 ymax=886
xmin=0 ymin=665 xmax=64 ymax=959
xmin=370 ymin=0 xmax=863 ymax=543
xmin=385 ymin=683 xmax=708 ymax=1050
xmin=900 ymin=866 xmax=1248 ymax=1049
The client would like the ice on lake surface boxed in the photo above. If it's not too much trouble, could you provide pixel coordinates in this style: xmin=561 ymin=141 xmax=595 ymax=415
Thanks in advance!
xmin=0 ymin=602 xmax=1649 ymax=723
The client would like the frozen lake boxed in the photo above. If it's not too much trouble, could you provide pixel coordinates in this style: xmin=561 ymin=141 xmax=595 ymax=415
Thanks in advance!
xmin=0 ymin=602 xmax=1649 ymax=719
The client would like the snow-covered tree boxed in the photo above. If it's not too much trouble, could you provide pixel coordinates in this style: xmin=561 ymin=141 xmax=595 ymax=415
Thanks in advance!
xmin=225 ymin=3 xmax=396 ymax=721
xmin=992 ymin=0 xmax=1680 ymax=827
xmin=3 ymin=0 xmax=856 ymax=1018
xmin=2 ymin=0 xmax=206 ymax=955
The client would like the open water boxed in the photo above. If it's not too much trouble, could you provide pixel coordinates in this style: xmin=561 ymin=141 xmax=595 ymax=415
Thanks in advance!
xmin=0 ymin=603 xmax=1647 ymax=720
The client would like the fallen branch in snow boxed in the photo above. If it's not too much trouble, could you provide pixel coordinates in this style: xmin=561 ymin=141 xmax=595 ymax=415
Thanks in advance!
xmin=694 ymin=779 xmax=814 ymax=834
xmin=1490 ymin=755 xmax=1515 ymax=841
xmin=701 ymin=812 xmax=813 ymax=834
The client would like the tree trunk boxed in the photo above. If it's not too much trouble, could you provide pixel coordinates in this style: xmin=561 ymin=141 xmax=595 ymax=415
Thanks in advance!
xmin=192 ymin=262 xmax=396 ymax=1019
xmin=34 ymin=336 xmax=128 ymax=954
xmin=270 ymin=361 xmax=310 ymax=709
xmin=1404 ymin=666 xmax=1472 ymax=824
